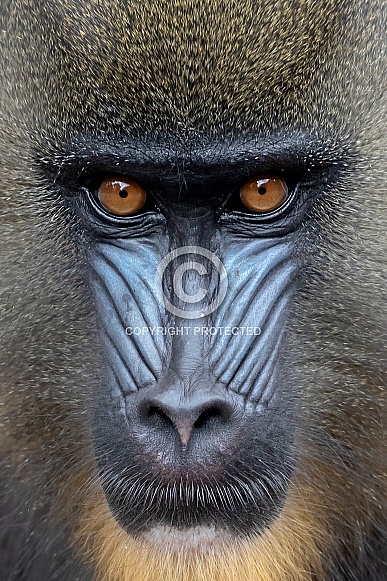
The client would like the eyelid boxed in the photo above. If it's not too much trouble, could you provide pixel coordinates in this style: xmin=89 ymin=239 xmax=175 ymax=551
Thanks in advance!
xmin=218 ymin=184 xmax=300 ymax=226
xmin=87 ymin=189 xmax=142 ymax=222
xmin=222 ymin=176 xmax=297 ymax=222
xmin=83 ymin=187 xmax=163 ymax=231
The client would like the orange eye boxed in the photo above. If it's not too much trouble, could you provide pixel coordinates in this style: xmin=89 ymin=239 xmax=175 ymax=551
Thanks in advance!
xmin=97 ymin=177 xmax=146 ymax=216
xmin=240 ymin=176 xmax=288 ymax=213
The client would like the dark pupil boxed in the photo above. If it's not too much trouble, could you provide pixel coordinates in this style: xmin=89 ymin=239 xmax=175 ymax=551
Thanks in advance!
xmin=258 ymin=186 xmax=267 ymax=195
xmin=119 ymin=189 xmax=129 ymax=198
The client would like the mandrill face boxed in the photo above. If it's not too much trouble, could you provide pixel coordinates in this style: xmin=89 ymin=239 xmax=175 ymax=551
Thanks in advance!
xmin=89 ymin=171 xmax=297 ymax=542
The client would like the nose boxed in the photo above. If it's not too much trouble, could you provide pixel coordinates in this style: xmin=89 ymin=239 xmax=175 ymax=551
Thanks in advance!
xmin=138 ymin=392 xmax=235 ymax=448
xmin=126 ymin=377 xmax=243 ymax=468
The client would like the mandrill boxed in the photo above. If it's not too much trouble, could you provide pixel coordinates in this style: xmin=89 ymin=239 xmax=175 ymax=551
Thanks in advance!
xmin=0 ymin=0 xmax=386 ymax=580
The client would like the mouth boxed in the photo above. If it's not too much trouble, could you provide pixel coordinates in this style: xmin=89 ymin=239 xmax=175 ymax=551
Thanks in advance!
xmin=96 ymin=437 xmax=293 ymax=539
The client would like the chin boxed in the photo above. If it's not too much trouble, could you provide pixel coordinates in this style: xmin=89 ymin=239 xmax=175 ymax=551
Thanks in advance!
xmin=138 ymin=525 xmax=234 ymax=555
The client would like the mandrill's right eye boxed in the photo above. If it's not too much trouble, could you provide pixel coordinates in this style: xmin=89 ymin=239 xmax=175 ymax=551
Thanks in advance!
xmin=97 ymin=176 xmax=147 ymax=216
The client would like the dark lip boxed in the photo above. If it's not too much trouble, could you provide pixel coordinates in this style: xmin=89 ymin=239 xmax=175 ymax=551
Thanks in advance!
xmin=99 ymin=465 xmax=291 ymax=536
xmin=94 ymin=430 xmax=295 ymax=535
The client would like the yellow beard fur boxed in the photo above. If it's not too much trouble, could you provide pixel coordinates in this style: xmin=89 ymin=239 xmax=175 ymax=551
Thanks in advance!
xmin=73 ymin=474 xmax=329 ymax=581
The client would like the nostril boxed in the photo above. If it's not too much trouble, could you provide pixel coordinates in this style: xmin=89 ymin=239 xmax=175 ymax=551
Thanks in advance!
xmin=140 ymin=401 xmax=175 ymax=429
xmin=194 ymin=402 xmax=231 ymax=430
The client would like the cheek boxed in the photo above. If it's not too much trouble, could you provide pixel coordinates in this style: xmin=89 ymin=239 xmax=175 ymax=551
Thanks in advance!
xmin=88 ymin=239 xmax=168 ymax=392
xmin=211 ymin=238 xmax=298 ymax=403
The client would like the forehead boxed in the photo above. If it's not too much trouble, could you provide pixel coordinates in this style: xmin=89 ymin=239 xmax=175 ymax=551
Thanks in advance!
xmin=3 ymin=0 xmax=381 ymax=140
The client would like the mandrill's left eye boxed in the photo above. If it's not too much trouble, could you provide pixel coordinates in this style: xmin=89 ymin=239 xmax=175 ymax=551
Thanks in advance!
xmin=97 ymin=176 xmax=147 ymax=216
xmin=240 ymin=175 xmax=288 ymax=213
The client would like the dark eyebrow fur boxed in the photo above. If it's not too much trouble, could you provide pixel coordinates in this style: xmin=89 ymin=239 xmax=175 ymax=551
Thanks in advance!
xmin=36 ymin=130 xmax=354 ymax=189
